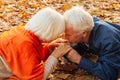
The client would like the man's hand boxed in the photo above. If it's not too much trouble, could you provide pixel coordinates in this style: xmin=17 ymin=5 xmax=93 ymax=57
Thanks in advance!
xmin=66 ymin=48 xmax=82 ymax=64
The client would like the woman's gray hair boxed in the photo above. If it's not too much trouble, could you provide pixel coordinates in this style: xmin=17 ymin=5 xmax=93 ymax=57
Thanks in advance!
xmin=25 ymin=7 xmax=65 ymax=41
xmin=63 ymin=6 xmax=94 ymax=32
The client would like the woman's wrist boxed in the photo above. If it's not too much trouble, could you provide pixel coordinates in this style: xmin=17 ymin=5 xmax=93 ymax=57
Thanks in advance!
xmin=44 ymin=56 xmax=58 ymax=80
xmin=50 ymin=52 xmax=59 ymax=59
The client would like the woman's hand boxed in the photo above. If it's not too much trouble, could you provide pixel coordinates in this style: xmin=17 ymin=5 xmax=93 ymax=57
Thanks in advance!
xmin=51 ymin=43 xmax=71 ymax=59
xmin=48 ymin=38 xmax=69 ymax=52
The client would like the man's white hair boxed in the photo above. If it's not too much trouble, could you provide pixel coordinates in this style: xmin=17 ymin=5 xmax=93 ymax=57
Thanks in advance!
xmin=63 ymin=6 xmax=94 ymax=32
xmin=25 ymin=7 xmax=65 ymax=41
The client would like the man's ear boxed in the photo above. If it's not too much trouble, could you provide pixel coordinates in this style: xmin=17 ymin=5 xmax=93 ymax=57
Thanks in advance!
xmin=82 ymin=29 xmax=88 ymax=38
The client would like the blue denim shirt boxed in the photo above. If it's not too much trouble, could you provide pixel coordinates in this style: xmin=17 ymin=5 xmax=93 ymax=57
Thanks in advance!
xmin=74 ymin=17 xmax=120 ymax=80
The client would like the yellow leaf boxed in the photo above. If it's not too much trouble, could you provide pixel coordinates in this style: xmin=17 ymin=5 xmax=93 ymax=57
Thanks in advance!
xmin=21 ymin=12 xmax=28 ymax=19
xmin=22 ymin=0 xmax=28 ymax=2
xmin=0 ymin=0 xmax=3 ymax=8
xmin=60 ymin=4 xmax=72 ymax=11
xmin=0 ymin=13 xmax=3 ymax=17
xmin=31 ymin=4 xmax=38 ymax=8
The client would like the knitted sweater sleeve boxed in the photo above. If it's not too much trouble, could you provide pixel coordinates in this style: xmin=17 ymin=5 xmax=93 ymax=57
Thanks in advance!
xmin=43 ymin=56 xmax=58 ymax=80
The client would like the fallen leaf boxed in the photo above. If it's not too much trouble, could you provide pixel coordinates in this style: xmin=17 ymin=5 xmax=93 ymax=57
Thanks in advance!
xmin=56 ymin=73 xmax=71 ymax=79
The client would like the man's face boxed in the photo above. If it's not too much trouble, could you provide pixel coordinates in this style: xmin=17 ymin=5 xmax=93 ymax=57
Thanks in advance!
xmin=65 ymin=25 xmax=84 ymax=44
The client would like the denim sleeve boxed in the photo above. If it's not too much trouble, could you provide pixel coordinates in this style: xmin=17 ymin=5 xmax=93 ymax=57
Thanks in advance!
xmin=78 ymin=40 xmax=120 ymax=80
xmin=78 ymin=57 xmax=118 ymax=80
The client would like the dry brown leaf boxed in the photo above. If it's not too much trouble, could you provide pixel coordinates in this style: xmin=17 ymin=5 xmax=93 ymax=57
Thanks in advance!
xmin=74 ymin=76 xmax=87 ymax=80
xmin=0 ymin=1 xmax=120 ymax=80
xmin=56 ymin=73 xmax=71 ymax=79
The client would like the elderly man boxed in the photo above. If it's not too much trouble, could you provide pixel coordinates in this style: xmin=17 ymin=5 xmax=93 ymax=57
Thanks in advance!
xmin=63 ymin=6 xmax=120 ymax=80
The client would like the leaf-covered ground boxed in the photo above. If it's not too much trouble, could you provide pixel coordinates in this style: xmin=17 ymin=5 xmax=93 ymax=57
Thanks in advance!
xmin=0 ymin=0 xmax=120 ymax=80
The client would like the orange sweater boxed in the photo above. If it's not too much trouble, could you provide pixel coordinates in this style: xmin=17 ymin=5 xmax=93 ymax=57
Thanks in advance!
xmin=0 ymin=26 xmax=49 ymax=79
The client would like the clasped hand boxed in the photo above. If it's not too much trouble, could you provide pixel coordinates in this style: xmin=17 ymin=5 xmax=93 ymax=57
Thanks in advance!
xmin=48 ymin=38 xmax=82 ymax=64
xmin=48 ymin=38 xmax=71 ymax=59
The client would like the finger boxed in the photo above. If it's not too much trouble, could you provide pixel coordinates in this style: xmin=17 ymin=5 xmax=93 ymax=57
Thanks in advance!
xmin=56 ymin=38 xmax=69 ymax=43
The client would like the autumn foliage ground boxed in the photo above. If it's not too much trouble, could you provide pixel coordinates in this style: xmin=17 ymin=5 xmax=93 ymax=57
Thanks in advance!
xmin=0 ymin=0 xmax=120 ymax=80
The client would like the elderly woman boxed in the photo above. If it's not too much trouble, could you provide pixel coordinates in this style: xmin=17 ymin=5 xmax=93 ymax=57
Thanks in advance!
xmin=0 ymin=7 xmax=71 ymax=80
